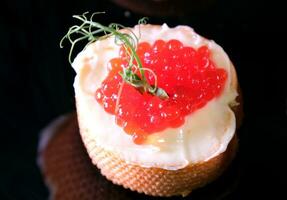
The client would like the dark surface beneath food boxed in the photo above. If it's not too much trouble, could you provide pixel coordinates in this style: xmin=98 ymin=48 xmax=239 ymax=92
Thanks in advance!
xmin=0 ymin=0 xmax=286 ymax=199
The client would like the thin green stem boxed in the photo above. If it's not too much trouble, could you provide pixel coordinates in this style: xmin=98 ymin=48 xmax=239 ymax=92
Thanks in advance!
xmin=60 ymin=12 xmax=168 ymax=99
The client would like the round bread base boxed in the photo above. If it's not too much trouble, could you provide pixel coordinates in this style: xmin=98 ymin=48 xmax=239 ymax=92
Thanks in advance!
xmin=79 ymin=116 xmax=238 ymax=197
xmin=38 ymin=112 xmax=240 ymax=199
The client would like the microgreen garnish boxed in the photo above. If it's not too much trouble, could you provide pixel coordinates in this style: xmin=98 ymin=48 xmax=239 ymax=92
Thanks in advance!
xmin=60 ymin=12 xmax=169 ymax=100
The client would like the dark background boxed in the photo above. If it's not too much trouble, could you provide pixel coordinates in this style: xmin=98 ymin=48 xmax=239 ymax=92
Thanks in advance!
xmin=1 ymin=0 xmax=286 ymax=199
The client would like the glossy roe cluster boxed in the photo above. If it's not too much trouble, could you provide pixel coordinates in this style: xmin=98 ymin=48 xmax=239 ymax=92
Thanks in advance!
xmin=95 ymin=39 xmax=227 ymax=144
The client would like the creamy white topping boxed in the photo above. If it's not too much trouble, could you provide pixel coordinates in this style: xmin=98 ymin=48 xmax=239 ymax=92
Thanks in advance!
xmin=73 ymin=24 xmax=238 ymax=170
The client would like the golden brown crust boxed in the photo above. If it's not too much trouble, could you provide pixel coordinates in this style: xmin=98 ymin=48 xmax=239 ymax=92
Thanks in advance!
xmin=79 ymin=120 xmax=237 ymax=196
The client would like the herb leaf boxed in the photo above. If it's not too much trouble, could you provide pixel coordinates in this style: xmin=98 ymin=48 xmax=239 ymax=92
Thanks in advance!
xmin=60 ymin=12 xmax=169 ymax=100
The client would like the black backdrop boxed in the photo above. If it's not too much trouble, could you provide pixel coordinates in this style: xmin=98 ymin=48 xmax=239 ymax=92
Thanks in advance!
xmin=1 ymin=0 xmax=286 ymax=199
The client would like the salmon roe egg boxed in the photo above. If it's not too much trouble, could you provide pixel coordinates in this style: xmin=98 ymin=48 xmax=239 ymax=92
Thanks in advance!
xmin=95 ymin=40 xmax=227 ymax=144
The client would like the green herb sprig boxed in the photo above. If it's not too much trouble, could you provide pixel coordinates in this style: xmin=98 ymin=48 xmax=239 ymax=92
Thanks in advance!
xmin=60 ymin=12 xmax=168 ymax=100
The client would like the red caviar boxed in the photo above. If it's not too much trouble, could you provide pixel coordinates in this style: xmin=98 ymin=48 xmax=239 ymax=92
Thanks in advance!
xmin=95 ymin=39 xmax=227 ymax=144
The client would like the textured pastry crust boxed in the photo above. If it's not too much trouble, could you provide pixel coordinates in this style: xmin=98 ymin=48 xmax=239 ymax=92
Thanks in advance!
xmin=79 ymin=123 xmax=238 ymax=197
xmin=76 ymin=62 xmax=242 ymax=196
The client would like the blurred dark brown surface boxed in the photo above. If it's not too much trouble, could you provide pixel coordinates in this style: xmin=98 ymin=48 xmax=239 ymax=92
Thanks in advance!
xmin=1 ymin=0 xmax=286 ymax=199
